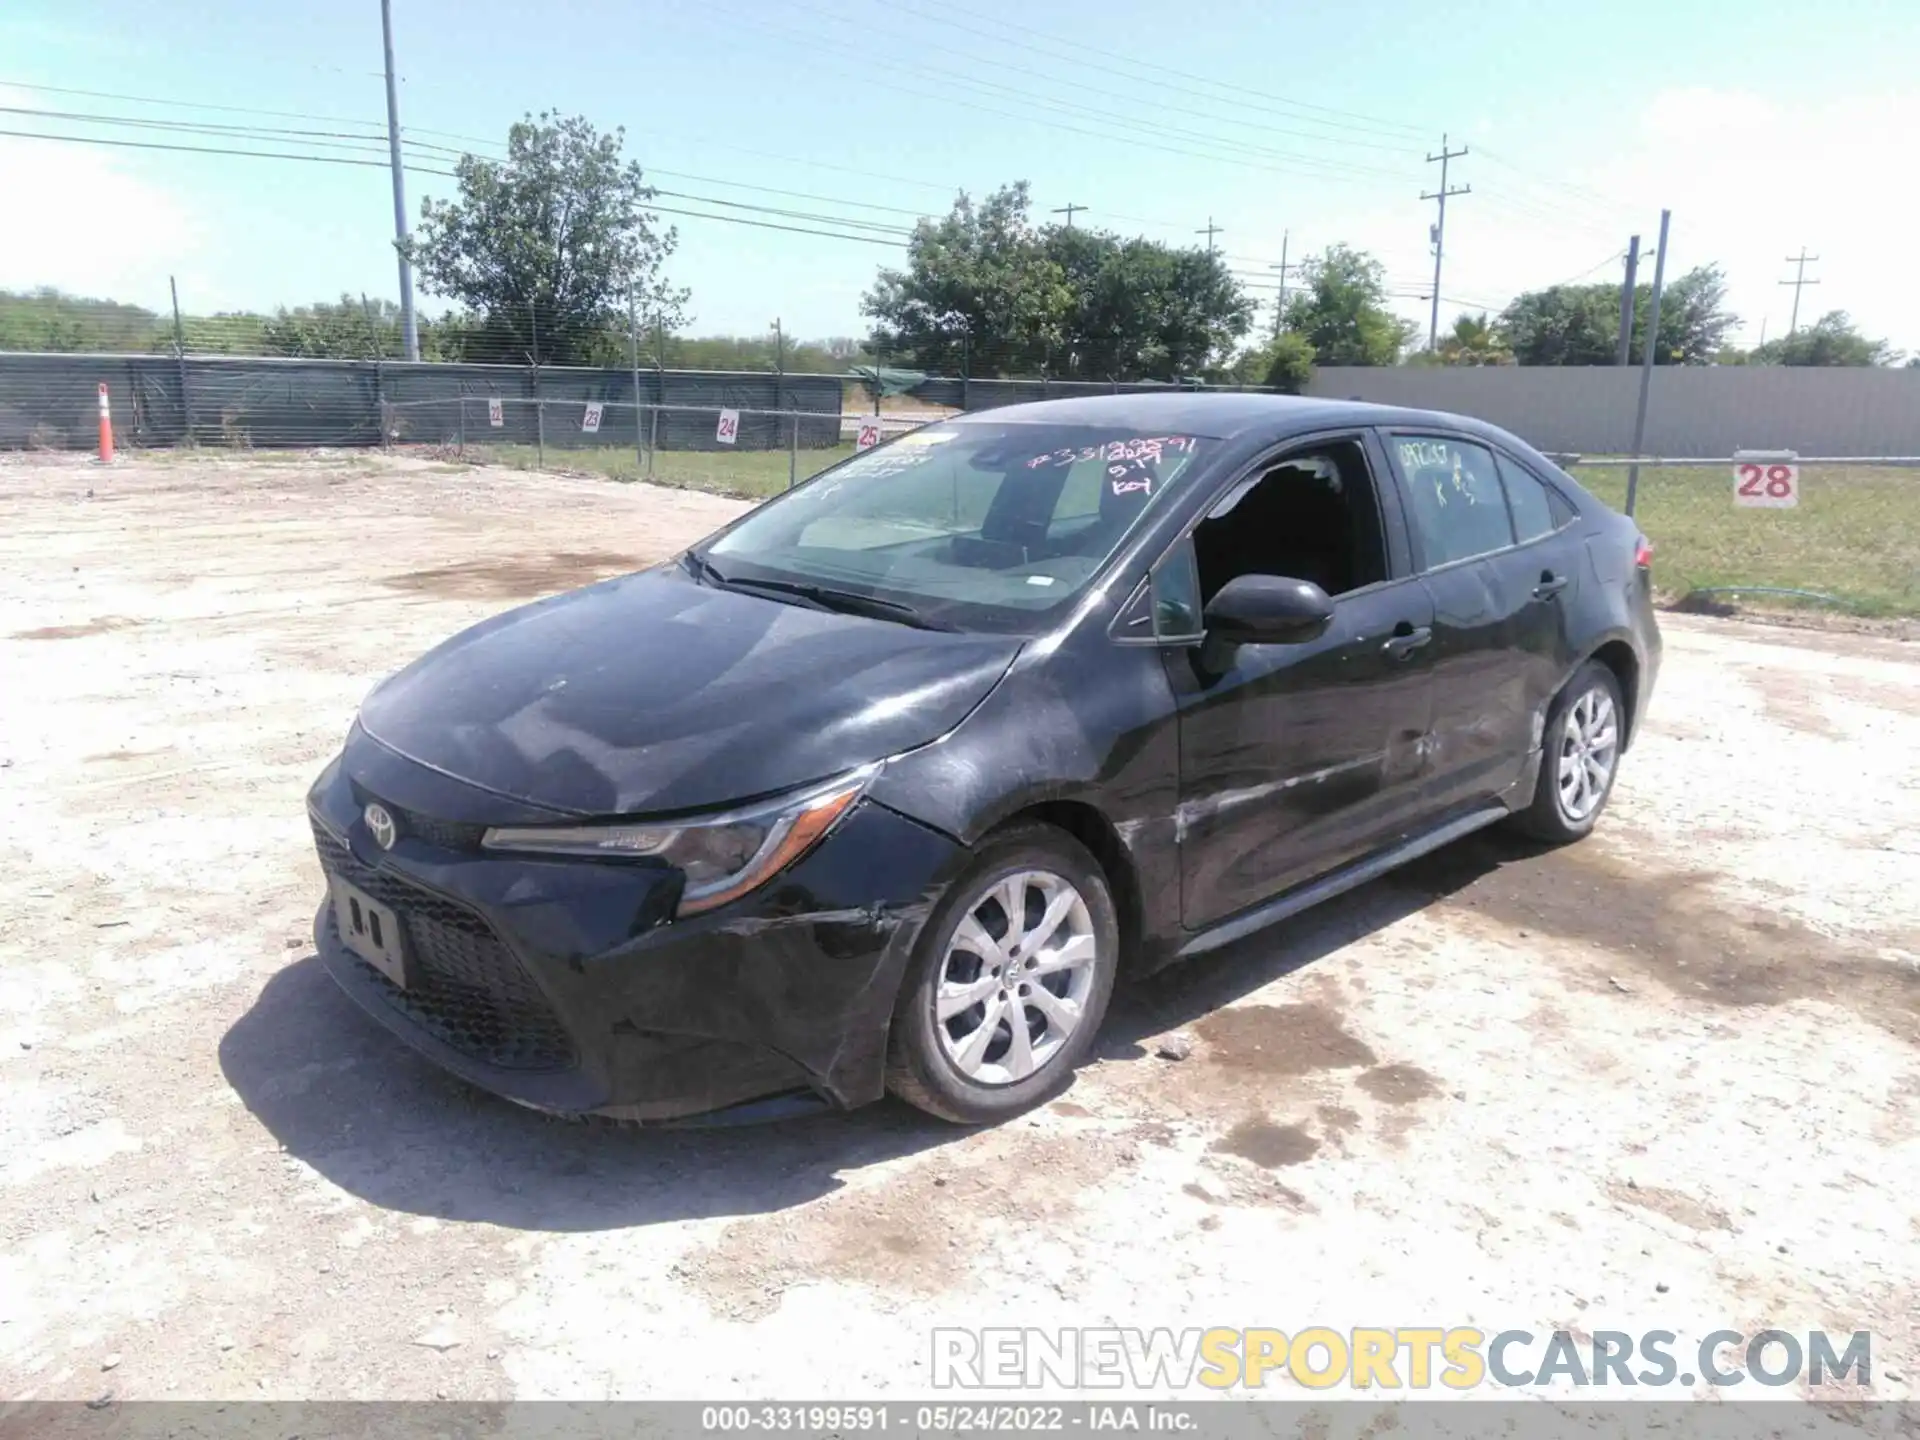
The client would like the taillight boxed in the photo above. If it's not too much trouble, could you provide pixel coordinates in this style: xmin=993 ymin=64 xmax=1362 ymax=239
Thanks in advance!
xmin=1633 ymin=535 xmax=1654 ymax=568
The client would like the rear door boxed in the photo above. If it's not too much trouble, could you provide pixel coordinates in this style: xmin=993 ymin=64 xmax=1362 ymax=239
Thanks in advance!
xmin=1489 ymin=449 xmax=1588 ymax=749
xmin=1379 ymin=431 xmax=1538 ymax=812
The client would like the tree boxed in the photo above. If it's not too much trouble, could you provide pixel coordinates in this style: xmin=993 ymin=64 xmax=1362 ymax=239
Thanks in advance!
xmin=1434 ymin=312 xmax=1511 ymax=366
xmin=1655 ymin=265 xmax=1739 ymax=365
xmin=1280 ymin=245 xmax=1416 ymax=366
xmin=261 ymin=295 xmax=408 ymax=359
xmin=1498 ymin=265 xmax=1737 ymax=366
xmin=863 ymin=183 xmax=1068 ymax=375
xmin=1229 ymin=331 xmax=1316 ymax=392
xmin=408 ymin=112 xmax=686 ymax=367
xmin=862 ymin=183 xmax=1254 ymax=379
xmin=1750 ymin=311 xmax=1900 ymax=366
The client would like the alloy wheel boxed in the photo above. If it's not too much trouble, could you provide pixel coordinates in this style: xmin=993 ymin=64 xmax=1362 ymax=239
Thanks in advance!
xmin=1556 ymin=685 xmax=1619 ymax=822
xmin=933 ymin=869 xmax=1099 ymax=1086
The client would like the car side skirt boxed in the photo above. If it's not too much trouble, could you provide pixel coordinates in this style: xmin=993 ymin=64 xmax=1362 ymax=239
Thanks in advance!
xmin=1175 ymin=803 xmax=1509 ymax=960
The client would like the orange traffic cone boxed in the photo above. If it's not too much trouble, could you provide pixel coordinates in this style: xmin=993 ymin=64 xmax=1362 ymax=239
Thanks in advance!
xmin=96 ymin=383 xmax=115 ymax=464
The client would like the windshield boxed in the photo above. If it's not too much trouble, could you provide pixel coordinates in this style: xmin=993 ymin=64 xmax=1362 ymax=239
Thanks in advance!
xmin=702 ymin=421 xmax=1217 ymax=632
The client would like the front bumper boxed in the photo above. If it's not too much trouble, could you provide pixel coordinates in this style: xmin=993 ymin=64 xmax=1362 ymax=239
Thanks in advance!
xmin=306 ymin=742 xmax=967 ymax=1123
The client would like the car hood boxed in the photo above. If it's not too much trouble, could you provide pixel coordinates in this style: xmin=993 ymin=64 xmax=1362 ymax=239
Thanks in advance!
xmin=356 ymin=564 xmax=1022 ymax=816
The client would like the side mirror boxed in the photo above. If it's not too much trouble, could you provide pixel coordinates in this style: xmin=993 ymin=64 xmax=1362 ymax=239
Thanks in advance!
xmin=1202 ymin=574 xmax=1334 ymax=645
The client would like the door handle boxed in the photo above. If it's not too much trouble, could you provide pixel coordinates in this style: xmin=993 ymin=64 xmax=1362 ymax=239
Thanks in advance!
xmin=1532 ymin=571 xmax=1570 ymax=600
xmin=1382 ymin=624 xmax=1432 ymax=658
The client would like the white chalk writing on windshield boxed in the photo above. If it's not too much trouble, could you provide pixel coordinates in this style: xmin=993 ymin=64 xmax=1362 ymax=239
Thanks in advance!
xmin=1024 ymin=436 xmax=1198 ymax=470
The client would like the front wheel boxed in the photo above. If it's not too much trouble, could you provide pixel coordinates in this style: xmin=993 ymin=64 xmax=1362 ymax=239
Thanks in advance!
xmin=1511 ymin=659 xmax=1626 ymax=844
xmin=886 ymin=823 xmax=1119 ymax=1124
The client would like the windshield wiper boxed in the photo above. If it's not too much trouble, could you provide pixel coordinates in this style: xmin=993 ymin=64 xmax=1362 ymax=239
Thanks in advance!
xmin=684 ymin=552 xmax=953 ymax=630
xmin=682 ymin=550 xmax=729 ymax=587
xmin=725 ymin=576 xmax=956 ymax=631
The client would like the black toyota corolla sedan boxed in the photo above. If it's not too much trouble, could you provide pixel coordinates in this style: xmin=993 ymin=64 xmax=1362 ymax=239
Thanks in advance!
xmin=307 ymin=394 xmax=1660 ymax=1125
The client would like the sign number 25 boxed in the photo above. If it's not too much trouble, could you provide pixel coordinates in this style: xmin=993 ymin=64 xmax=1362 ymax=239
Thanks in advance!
xmin=1733 ymin=455 xmax=1798 ymax=509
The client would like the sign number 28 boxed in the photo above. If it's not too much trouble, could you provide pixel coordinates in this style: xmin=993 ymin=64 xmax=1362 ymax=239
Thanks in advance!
xmin=1734 ymin=460 xmax=1798 ymax=509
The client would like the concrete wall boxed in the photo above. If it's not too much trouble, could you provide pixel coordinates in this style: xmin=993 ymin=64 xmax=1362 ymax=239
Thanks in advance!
xmin=1304 ymin=365 xmax=1920 ymax=457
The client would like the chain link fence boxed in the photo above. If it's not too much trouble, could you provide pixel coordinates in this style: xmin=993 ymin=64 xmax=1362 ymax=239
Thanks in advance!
xmin=388 ymin=396 xmax=927 ymax=499
xmin=1558 ymin=456 xmax=1920 ymax=618
xmin=2 ymin=348 xmax=1915 ymax=617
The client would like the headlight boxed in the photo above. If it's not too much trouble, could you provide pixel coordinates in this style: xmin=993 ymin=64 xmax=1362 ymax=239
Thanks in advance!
xmin=479 ymin=767 xmax=875 ymax=916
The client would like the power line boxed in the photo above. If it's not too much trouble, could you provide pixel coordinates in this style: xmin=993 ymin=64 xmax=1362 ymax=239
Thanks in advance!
xmin=693 ymin=0 xmax=1421 ymax=187
xmin=0 ymin=77 xmax=392 ymax=132
xmin=0 ymin=128 xmax=908 ymax=247
xmin=1780 ymin=248 xmax=1820 ymax=335
xmin=1421 ymin=134 xmax=1470 ymax=350
xmin=878 ymin=0 xmax=1429 ymax=142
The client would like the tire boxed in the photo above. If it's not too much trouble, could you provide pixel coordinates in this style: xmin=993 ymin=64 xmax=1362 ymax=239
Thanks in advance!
xmin=886 ymin=822 xmax=1120 ymax=1124
xmin=1510 ymin=659 xmax=1627 ymax=844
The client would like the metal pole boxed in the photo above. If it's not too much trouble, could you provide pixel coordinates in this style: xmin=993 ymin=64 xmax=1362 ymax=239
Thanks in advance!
xmin=789 ymin=411 xmax=798 ymax=490
xmin=649 ymin=318 xmax=663 ymax=479
xmin=169 ymin=274 xmax=192 ymax=444
xmin=1270 ymin=231 xmax=1289 ymax=340
xmin=1624 ymin=209 xmax=1671 ymax=518
xmin=628 ymin=283 xmax=644 ymax=476
xmin=379 ymin=0 xmax=420 ymax=362
xmin=961 ymin=329 xmax=971 ymax=412
xmin=1615 ymin=236 xmax=1641 ymax=367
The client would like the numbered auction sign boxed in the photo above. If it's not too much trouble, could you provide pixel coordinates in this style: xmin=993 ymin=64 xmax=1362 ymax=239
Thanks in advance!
xmin=716 ymin=408 xmax=740 ymax=445
xmin=581 ymin=402 xmax=604 ymax=434
xmin=1733 ymin=450 xmax=1799 ymax=509
xmin=855 ymin=418 xmax=883 ymax=450
xmin=487 ymin=397 xmax=504 ymax=429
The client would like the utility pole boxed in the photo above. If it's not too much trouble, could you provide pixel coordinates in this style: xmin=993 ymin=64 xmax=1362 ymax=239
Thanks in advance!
xmin=1614 ymin=235 xmax=1641 ymax=366
xmin=1195 ymin=217 xmax=1222 ymax=255
xmin=771 ymin=316 xmax=785 ymax=373
xmin=1625 ymin=209 xmax=1672 ymax=519
xmin=1051 ymin=203 xmax=1087 ymax=229
xmin=380 ymin=0 xmax=420 ymax=362
xmin=1779 ymin=248 xmax=1820 ymax=335
xmin=1421 ymin=134 xmax=1470 ymax=351
xmin=1269 ymin=230 xmax=1292 ymax=339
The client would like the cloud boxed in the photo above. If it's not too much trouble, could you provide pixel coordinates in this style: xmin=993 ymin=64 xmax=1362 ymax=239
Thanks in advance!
xmin=1430 ymin=87 xmax=1920 ymax=354
xmin=0 ymin=91 xmax=204 ymax=309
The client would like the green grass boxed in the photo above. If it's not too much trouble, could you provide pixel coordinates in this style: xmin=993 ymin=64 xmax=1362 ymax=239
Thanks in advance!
xmin=469 ymin=441 xmax=855 ymax=501
xmin=1568 ymin=463 xmax=1920 ymax=618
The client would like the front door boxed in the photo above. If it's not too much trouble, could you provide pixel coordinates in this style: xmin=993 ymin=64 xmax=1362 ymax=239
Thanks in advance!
xmin=1166 ymin=437 xmax=1435 ymax=932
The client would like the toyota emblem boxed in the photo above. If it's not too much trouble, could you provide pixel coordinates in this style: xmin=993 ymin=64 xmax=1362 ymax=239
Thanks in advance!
xmin=363 ymin=802 xmax=398 ymax=851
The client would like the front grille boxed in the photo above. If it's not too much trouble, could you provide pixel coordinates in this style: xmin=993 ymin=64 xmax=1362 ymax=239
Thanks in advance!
xmin=313 ymin=822 xmax=576 ymax=1072
xmin=348 ymin=784 xmax=487 ymax=851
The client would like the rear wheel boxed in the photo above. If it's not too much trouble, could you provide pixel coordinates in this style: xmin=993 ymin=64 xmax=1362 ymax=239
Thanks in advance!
xmin=886 ymin=823 xmax=1118 ymax=1124
xmin=1511 ymin=660 xmax=1625 ymax=844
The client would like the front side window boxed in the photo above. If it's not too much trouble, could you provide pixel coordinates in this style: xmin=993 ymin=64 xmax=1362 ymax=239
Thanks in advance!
xmin=1392 ymin=435 xmax=1515 ymax=569
xmin=704 ymin=422 xmax=1216 ymax=632
xmin=1191 ymin=439 xmax=1389 ymax=604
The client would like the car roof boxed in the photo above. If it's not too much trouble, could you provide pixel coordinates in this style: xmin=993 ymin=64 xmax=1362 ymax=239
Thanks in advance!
xmin=944 ymin=391 xmax=1503 ymax=444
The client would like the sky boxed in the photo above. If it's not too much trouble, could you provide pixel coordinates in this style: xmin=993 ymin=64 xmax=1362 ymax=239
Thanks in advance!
xmin=2 ymin=0 xmax=1917 ymax=357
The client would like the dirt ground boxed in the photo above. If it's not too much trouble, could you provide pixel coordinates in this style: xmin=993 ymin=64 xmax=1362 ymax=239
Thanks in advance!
xmin=2 ymin=450 xmax=1916 ymax=1406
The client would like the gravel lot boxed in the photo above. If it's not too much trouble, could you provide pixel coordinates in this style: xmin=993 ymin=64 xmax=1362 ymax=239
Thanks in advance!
xmin=2 ymin=451 xmax=1916 ymax=1406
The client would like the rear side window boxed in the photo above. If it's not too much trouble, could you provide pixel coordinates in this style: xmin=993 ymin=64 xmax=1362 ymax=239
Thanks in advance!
xmin=1392 ymin=435 xmax=1515 ymax=568
xmin=1495 ymin=454 xmax=1565 ymax=543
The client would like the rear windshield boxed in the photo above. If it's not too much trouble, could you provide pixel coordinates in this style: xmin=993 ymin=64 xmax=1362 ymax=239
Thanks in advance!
xmin=703 ymin=421 xmax=1216 ymax=632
